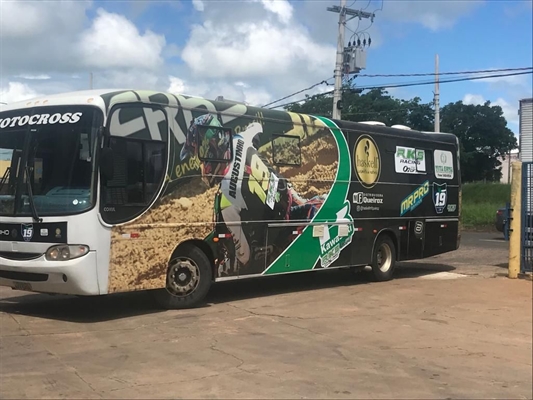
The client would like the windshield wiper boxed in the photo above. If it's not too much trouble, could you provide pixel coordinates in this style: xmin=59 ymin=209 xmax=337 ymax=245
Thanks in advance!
xmin=25 ymin=165 xmax=42 ymax=223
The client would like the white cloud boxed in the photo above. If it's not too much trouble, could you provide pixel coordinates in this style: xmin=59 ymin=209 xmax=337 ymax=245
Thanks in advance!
xmin=505 ymin=1 xmax=533 ymax=18
xmin=15 ymin=74 xmax=51 ymax=80
xmin=167 ymin=75 xmax=272 ymax=106
xmin=0 ymin=1 xmax=45 ymax=38
xmin=79 ymin=8 xmax=166 ymax=70
xmin=0 ymin=0 xmax=505 ymax=127
xmin=0 ymin=0 xmax=92 ymax=74
xmin=254 ymin=0 xmax=293 ymax=24
xmin=168 ymin=76 xmax=187 ymax=94
xmin=468 ymin=67 xmax=532 ymax=135
xmin=494 ymin=98 xmax=519 ymax=126
xmin=463 ymin=93 xmax=486 ymax=106
xmin=0 ymin=82 xmax=43 ymax=104
xmin=192 ymin=0 xmax=204 ymax=12
xmin=182 ymin=20 xmax=334 ymax=79
xmin=0 ymin=0 xmax=90 ymax=39
xmin=380 ymin=0 xmax=483 ymax=31
xmin=90 ymin=70 xmax=163 ymax=91
xmin=478 ymin=72 xmax=531 ymax=88
xmin=163 ymin=43 xmax=181 ymax=59
xmin=463 ymin=93 xmax=519 ymax=127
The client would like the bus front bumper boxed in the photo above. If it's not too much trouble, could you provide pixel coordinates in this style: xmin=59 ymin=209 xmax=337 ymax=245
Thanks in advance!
xmin=0 ymin=251 xmax=100 ymax=296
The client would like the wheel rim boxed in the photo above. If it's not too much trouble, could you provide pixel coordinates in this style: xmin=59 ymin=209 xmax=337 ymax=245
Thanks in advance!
xmin=166 ymin=257 xmax=200 ymax=297
xmin=376 ymin=243 xmax=392 ymax=273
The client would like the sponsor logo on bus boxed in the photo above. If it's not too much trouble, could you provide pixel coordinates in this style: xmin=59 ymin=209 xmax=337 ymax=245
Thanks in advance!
xmin=352 ymin=192 xmax=383 ymax=211
xmin=414 ymin=220 xmax=424 ymax=239
xmin=318 ymin=201 xmax=354 ymax=268
xmin=395 ymin=146 xmax=426 ymax=174
xmin=432 ymin=183 xmax=448 ymax=214
xmin=21 ymin=223 xmax=33 ymax=241
xmin=400 ymin=180 xmax=429 ymax=216
xmin=354 ymin=135 xmax=381 ymax=189
xmin=434 ymin=150 xmax=454 ymax=179
xmin=229 ymin=138 xmax=245 ymax=199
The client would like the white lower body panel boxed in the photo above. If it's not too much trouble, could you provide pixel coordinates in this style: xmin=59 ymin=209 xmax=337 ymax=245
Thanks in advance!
xmin=0 ymin=251 xmax=100 ymax=296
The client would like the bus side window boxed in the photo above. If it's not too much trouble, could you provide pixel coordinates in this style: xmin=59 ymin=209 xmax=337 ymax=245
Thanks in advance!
xmin=101 ymin=104 xmax=168 ymax=224
xmin=272 ymin=134 xmax=301 ymax=166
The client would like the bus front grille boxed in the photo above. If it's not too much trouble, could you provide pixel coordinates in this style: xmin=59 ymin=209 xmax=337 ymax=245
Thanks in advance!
xmin=0 ymin=270 xmax=49 ymax=282
xmin=0 ymin=252 xmax=42 ymax=261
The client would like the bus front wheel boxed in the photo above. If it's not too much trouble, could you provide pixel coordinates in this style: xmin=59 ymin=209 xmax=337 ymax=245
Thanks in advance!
xmin=153 ymin=244 xmax=212 ymax=309
xmin=370 ymin=235 xmax=396 ymax=282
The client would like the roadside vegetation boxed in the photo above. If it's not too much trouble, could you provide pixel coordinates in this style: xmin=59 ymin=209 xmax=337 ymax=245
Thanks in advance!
xmin=461 ymin=182 xmax=511 ymax=230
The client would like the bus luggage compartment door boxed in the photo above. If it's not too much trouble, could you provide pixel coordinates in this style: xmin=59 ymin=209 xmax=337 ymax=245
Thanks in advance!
xmin=407 ymin=220 xmax=425 ymax=259
xmin=422 ymin=219 xmax=459 ymax=258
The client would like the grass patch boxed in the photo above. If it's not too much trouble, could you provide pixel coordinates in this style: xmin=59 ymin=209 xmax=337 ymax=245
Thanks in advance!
xmin=460 ymin=182 xmax=511 ymax=229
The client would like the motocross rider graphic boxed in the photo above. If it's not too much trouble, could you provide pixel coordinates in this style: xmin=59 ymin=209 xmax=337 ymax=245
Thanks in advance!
xmin=180 ymin=113 xmax=326 ymax=275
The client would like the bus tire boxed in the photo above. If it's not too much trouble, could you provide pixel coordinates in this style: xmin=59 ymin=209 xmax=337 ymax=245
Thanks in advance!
xmin=370 ymin=235 xmax=396 ymax=282
xmin=153 ymin=244 xmax=212 ymax=309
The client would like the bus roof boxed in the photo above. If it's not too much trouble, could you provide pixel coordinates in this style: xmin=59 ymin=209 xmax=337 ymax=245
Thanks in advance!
xmin=1 ymin=89 xmax=458 ymax=143
xmin=0 ymin=88 xmax=209 ymax=113
xmin=0 ymin=89 xmax=127 ymax=113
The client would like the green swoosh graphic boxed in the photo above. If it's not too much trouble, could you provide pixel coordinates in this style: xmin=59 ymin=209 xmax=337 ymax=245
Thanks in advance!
xmin=263 ymin=116 xmax=353 ymax=275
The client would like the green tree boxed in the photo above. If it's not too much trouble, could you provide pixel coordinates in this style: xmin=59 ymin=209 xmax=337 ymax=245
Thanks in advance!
xmin=286 ymin=87 xmax=435 ymax=131
xmin=440 ymin=101 xmax=518 ymax=182
xmin=286 ymin=88 xmax=517 ymax=182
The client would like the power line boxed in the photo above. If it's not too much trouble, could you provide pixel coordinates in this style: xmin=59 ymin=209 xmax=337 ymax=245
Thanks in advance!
xmin=356 ymin=66 xmax=532 ymax=78
xmin=261 ymin=78 xmax=333 ymax=108
xmin=371 ymin=0 xmax=384 ymax=14
xmin=361 ymin=0 xmax=372 ymax=11
xmin=360 ymin=70 xmax=532 ymax=90
xmin=265 ymin=67 xmax=531 ymax=110
xmin=269 ymin=70 xmax=533 ymax=110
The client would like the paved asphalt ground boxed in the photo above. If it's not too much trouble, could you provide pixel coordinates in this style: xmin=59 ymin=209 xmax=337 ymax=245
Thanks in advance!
xmin=1 ymin=231 xmax=531 ymax=399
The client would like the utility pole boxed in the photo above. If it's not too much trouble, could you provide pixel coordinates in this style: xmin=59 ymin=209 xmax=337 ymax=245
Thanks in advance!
xmin=331 ymin=0 xmax=346 ymax=120
xmin=90 ymin=72 xmax=93 ymax=90
xmin=328 ymin=1 xmax=375 ymax=120
xmin=434 ymin=54 xmax=440 ymax=132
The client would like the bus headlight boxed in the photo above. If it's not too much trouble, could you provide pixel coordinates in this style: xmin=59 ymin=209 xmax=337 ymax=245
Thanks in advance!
xmin=45 ymin=245 xmax=89 ymax=261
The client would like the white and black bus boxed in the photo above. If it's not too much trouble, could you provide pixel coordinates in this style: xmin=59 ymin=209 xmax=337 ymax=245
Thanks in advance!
xmin=0 ymin=89 xmax=461 ymax=308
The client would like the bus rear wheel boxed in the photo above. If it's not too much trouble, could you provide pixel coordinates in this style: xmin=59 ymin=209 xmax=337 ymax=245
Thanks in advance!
xmin=370 ymin=235 xmax=396 ymax=282
xmin=153 ymin=244 xmax=212 ymax=309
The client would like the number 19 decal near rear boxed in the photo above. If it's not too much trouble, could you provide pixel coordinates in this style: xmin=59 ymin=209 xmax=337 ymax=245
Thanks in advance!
xmin=433 ymin=183 xmax=448 ymax=214
xmin=0 ymin=89 xmax=461 ymax=309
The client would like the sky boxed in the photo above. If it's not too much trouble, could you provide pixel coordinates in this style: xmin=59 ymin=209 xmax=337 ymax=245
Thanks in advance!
xmin=0 ymin=0 xmax=532 ymax=136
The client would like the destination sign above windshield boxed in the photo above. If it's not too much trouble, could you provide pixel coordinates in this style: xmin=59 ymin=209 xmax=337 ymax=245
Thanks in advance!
xmin=0 ymin=112 xmax=83 ymax=128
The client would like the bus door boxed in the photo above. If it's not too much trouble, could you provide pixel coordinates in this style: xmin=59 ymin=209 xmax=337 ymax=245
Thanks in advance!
xmin=99 ymin=104 xmax=169 ymax=225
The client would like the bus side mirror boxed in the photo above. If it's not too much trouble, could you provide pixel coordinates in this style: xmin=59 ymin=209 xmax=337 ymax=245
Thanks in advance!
xmin=99 ymin=148 xmax=114 ymax=180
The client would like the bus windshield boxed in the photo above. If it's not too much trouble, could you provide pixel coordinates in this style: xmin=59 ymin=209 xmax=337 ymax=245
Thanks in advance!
xmin=0 ymin=105 xmax=103 ymax=218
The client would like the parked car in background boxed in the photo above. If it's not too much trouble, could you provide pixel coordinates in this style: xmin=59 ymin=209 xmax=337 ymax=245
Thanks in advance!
xmin=495 ymin=206 xmax=506 ymax=233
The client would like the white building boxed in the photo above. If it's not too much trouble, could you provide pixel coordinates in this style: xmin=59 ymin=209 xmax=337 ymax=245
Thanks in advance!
xmin=519 ymin=98 xmax=533 ymax=162
xmin=499 ymin=99 xmax=533 ymax=183
xmin=499 ymin=149 xmax=520 ymax=183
